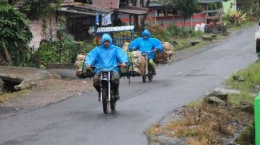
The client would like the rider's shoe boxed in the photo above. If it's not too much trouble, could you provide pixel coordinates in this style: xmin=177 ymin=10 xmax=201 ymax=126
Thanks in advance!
xmin=153 ymin=70 xmax=156 ymax=75
xmin=98 ymin=93 xmax=101 ymax=101
xmin=116 ymin=94 xmax=120 ymax=100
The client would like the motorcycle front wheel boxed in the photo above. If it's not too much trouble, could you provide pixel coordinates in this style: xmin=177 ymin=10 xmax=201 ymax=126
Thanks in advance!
xmin=102 ymin=88 xmax=108 ymax=114
xmin=110 ymin=93 xmax=116 ymax=111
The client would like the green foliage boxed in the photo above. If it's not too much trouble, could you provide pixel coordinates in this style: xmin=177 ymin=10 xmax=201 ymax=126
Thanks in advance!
xmin=225 ymin=9 xmax=247 ymax=26
xmin=193 ymin=30 xmax=203 ymax=38
xmin=237 ymin=0 xmax=258 ymax=13
xmin=179 ymin=27 xmax=193 ymax=37
xmin=146 ymin=24 xmax=171 ymax=42
xmin=79 ymin=42 xmax=95 ymax=54
xmin=172 ymin=0 xmax=202 ymax=27
xmin=166 ymin=24 xmax=204 ymax=38
xmin=207 ymin=2 xmax=222 ymax=10
xmin=228 ymin=92 xmax=255 ymax=106
xmin=37 ymin=38 xmax=79 ymax=67
xmin=37 ymin=41 xmax=60 ymax=67
xmin=17 ymin=0 xmax=61 ymax=20
xmin=166 ymin=23 xmax=181 ymax=37
xmin=0 ymin=0 xmax=33 ymax=66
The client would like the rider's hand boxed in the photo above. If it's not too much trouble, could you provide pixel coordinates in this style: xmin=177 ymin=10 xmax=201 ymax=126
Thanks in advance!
xmin=153 ymin=48 xmax=158 ymax=52
xmin=121 ymin=62 xmax=127 ymax=68
xmin=86 ymin=65 xmax=91 ymax=69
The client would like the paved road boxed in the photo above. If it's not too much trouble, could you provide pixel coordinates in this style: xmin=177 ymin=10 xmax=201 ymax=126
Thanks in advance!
xmin=0 ymin=25 xmax=258 ymax=145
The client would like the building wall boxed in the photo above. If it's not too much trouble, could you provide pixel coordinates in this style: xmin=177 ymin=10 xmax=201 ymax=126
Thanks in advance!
xmin=223 ymin=0 xmax=237 ymax=14
xmin=29 ymin=12 xmax=57 ymax=50
xmin=118 ymin=9 xmax=206 ymax=28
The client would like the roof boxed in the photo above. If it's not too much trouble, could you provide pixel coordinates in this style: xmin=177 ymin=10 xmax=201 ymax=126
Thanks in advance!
xmin=92 ymin=0 xmax=119 ymax=9
xmin=14 ymin=1 xmax=112 ymax=14
xmin=62 ymin=2 xmax=112 ymax=13
xmin=14 ymin=0 xmax=74 ymax=8
xmin=116 ymin=6 xmax=149 ymax=15
xmin=197 ymin=0 xmax=223 ymax=3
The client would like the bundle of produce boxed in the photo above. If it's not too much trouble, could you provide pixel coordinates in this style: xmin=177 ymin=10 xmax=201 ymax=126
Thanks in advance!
xmin=154 ymin=42 xmax=175 ymax=64
xmin=122 ymin=42 xmax=129 ymax=52
xmin=74 ymin=54 xmax=86 ymax=77
xmin=128 ymin=51 xmax=146 ymax=76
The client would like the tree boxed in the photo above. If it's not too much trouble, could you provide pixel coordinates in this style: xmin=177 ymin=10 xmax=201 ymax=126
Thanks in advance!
xmin=0 ymin=0 xmax=32 ymax=65
xmin=237 ymin=0 xmax=258 ymax=13
xmin=172 ymin=0 xmax=202 ymax=28
xmin=14 ymin=0 xmax=61 ymax=20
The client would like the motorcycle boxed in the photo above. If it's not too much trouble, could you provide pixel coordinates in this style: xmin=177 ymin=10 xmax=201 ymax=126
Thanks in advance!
xmin=141 ymin=51 xmax=154 ymax=83
xmin=89 ymin=66 xmax=121 ymax=114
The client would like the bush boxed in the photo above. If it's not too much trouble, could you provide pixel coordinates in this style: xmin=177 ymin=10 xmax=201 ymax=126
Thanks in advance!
xmin=166 ymin=23 xmax=182 ymax=37
xmin=146 ymin=24 xmax=171 ymax=42
xmin=37 ymin=38 xmax=78 ymax=68
xmin=37 ymin=40 xmax=60 ymax=67
xmin=179 ymin=27 xmax=193 ymax=37
xmin=225 ymin=9 xmax=247 ymax=26
xmin=193 ymin=30 xmax=203 ymax=38
xmin=79 ymin=41 xmax=95 ymax=54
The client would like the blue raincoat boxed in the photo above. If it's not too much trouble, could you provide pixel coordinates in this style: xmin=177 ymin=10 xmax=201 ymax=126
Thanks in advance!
xmin=85 ymin=33 xmax=129 ymax=73
xmin=129 ymin=29 xmax=163 ymax=59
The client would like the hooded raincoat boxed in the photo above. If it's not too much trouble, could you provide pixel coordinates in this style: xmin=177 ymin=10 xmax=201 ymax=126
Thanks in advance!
xmin=129 ymin=29 xmax=163 ymax=59
xmin=85 ymin=33 xmax=129 ymax=73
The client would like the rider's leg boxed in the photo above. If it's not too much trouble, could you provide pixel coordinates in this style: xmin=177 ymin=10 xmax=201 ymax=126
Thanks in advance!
xmin=111 ymin=71 xmax=120 ymax=100
xmin=148 ymin=59 xmax=156 ymax=75
xmin=93 ymin=72 xmax=101 ymax=95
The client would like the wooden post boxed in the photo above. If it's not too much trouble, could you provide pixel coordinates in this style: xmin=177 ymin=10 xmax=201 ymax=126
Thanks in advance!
xmin=129 ymin=14 xmax=132 ymax=25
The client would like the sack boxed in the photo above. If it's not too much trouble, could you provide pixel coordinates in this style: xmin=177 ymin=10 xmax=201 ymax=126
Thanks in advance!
xmin=75 ymin=54 xmax=95 ymax=78
xmin=128 ymin=51 xmax=146 ymax=76
xmin=155 ymin=42 xmax=175 ymax=64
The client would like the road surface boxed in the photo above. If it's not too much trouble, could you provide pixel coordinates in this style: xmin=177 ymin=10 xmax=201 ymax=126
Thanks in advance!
xmin=0 ymin=25 xmax=258 ymax=145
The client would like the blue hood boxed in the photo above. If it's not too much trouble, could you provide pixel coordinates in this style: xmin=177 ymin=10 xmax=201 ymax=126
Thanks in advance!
xmin=101 ymin=33 xmax=113 ymax=48
xmin=142 ymin=29 xmax=151 ymax=39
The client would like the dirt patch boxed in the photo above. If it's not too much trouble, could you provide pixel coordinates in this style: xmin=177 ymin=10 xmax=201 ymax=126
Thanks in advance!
xmin=0 ymin=78 xmax=93 ymax=119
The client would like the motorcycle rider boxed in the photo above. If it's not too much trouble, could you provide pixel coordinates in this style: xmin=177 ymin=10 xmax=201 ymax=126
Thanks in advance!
xmin=128 ymin=29 xmax=162 ymax=75
xmin=85 ymin=33 xmax=128 ymax=100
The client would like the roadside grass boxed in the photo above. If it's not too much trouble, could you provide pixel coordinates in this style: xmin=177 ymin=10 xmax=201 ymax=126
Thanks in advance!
xmin=230 ymin=21 xmax=255 ymax=31
xmin=173 ymin=33 xmax=224 ymax=51
xmin=226 ymin=62 xmax=260 ymax=92
xmin=0 ymin=90 xmax=29 ymax=103
xmin=227 ymin=92 xmax=255 ymax=106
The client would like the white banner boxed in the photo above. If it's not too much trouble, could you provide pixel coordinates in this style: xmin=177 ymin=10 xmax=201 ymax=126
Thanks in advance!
xmin=102 ymin=13 xmax=112 ymax=26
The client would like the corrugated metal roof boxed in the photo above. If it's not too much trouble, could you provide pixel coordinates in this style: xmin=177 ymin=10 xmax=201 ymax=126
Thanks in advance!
xmin=14 ymin=0 xmax=74 ymax=8
xmin=60 ymin=7 xmax=98 ymax=16
xmin=116 ymin=6 xmax=149 ymax=15
xmin=197 ymin=0 xmax=222 ymax=3
xmin=63 ymin=3 xmax=112 ymax=13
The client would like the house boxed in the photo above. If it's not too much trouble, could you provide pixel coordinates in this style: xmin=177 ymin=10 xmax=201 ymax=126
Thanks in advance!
xmin=14 ymin=0 xmax=149 ymax=49
xmin=14 ymin=0 xmax=113 ymax=49
xmin=117 ymin=0 xmax=222 ymax=28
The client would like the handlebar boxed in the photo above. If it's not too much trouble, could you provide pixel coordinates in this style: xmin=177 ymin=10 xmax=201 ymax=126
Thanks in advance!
xmin=88 ymin=65 xmax=122 ymax=71
xmin=141 ymin=51 xmax=154 ymax=55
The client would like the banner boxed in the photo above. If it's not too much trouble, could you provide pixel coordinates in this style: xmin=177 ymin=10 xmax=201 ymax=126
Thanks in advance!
xmin=102 ymin=13 xmax=112 ymax=26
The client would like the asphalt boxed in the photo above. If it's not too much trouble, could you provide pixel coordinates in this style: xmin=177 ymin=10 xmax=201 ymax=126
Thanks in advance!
xmin=0 ymin=25 xmax=258 ymax=145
